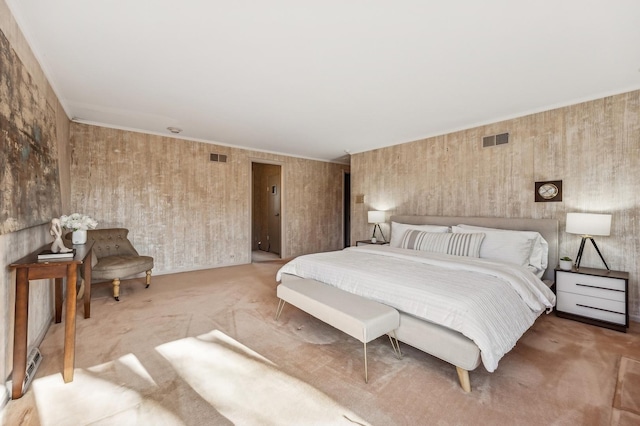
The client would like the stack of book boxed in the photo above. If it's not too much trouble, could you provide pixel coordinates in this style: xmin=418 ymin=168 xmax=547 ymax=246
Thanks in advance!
xmin=37 ymin=248 xmax=76 ymax=260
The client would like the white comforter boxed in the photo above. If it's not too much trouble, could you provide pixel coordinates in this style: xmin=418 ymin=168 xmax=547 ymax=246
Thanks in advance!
xmin=276 ymin=245 xmax=556 ymax=372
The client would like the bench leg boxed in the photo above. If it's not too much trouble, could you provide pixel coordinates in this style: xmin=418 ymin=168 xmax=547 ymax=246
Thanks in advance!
xmin=364 ymin=341 xmax=368 ymax=383
xmin=275 ymin=299 xmax=287 ymax=321
xmin=388 ymin=331 xmax=402 ymax=359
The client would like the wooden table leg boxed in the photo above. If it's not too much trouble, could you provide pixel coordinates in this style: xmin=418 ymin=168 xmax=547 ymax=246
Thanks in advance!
xmin=12 ymin=267 xmax=29 ymax=399
xmin=83 ymin=249 xmax=92 ymax=319
xmin=63 ymin=263 xmax=78 ymax=383
xmin=55 ymin=277 xmax=63 ymax=323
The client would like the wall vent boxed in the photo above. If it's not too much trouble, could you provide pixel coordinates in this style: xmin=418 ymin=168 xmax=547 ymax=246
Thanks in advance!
xmin=482 ymin=132 xmax=509 ymax=147
xmin=210 ymin=153 xmax=228 ymax=163
xmin=482 ymin=135 xmax=495 ymax=147
xmin=6 ymin=348 xmax=42 ymax=397
xmin=495 ymin=132 xmax=509 ymax=145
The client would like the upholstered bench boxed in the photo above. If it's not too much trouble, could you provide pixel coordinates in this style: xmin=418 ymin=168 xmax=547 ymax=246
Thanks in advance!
xmin=275 ymin=279 xmax=401 ymax=382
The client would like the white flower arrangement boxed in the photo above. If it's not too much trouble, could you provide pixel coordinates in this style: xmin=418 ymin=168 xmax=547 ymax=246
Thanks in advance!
xmin=60 ymin=213 xmax=98 ymax=231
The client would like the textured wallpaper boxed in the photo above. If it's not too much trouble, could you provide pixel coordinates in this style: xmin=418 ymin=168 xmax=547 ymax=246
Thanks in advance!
xmin=351 ymin=90 xmax=640 ymax=320
xmin=69 ymin=124 xmax=349 ymax=274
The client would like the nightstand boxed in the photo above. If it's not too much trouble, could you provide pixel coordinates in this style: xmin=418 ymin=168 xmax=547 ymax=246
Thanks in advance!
xmin=355 ymin=240 xmax=389 ymax=246
xmin=555 ymin=266 xmax=629 ymax=332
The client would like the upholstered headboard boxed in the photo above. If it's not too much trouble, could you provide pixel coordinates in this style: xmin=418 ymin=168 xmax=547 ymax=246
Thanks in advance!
xmin=390 ymin=215 xmax=559 ymax=282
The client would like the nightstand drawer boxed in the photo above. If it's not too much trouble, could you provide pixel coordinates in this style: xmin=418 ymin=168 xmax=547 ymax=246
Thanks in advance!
xmin=556 ymin=271 xmax=625 ymax=301
xmin=556 ymin=291 xmax=626 ymax=325
xmin=554 ymin=266 xmax=629 ymax=332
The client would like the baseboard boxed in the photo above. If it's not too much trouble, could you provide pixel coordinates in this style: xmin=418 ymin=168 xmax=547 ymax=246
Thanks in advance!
xmin=87 ymin=261 xmax=251 ymax=283
xmin=150 ymin=261 xmax=250 ymax=277
xmin=0 ymin=384 xmax=8 ymax=410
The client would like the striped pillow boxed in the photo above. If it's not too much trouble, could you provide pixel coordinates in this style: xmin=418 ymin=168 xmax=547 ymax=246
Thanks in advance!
xmin=400 ymin=230 xmax=485 ymax=257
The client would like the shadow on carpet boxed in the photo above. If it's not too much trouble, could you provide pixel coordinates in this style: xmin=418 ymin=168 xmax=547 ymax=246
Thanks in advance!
xmin=611 ymin=356 xmax=640 ymax=425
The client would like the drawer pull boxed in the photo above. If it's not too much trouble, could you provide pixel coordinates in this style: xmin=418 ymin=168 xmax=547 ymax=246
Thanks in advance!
xmin=576 ymin=283 xmax=623 ymax=292
xmin=576 ymin=303 xmax=624 ymax=315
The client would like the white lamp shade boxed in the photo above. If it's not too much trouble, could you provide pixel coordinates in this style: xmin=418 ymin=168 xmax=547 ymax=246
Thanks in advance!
xmin=566 ymin=213 xmax=611 ymax=236
xmin=367 ymin=210 xmax=386 ymax=224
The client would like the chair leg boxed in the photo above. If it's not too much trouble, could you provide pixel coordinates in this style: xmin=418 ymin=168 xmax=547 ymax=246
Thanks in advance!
xmin=77 ymin=277 xmax=85 ymax=300
xmin=145 ymin=270 xmax=152 ymax=288
xmin=113 ymin=278 xmax=121 ymax=301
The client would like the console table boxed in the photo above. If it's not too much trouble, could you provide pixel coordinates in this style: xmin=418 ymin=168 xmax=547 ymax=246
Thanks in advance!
xmin=9 ymin=241 xmax=93 ymax=399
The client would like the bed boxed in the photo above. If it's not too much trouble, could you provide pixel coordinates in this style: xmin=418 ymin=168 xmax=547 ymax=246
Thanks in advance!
xmin=276 ymin=215 xmax=558 ymax=392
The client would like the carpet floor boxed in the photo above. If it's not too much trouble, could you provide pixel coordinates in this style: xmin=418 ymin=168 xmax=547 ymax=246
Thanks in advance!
xmin=2 ymin=260 xmax=639 ymax=425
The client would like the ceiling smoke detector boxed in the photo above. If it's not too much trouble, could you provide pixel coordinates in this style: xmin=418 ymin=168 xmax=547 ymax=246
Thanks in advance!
xmin=167 ymin=127 xmax=182 ymax=134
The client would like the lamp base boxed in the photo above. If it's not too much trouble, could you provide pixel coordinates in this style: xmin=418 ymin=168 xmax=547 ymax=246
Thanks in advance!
xmin=371 ymin=224 xmax=386 ymax=243
xmin=575 ymin=236 xmax=609 ymax=270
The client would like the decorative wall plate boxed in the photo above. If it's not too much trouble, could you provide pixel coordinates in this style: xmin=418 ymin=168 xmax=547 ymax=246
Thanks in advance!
xmin=535 ymin=180 xmax=562 ymax=202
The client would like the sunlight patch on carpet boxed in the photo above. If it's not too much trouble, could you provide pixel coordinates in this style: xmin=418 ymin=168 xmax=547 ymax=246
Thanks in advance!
xmin=31 ymin=353 xmax=182 ymax=425
xmin=156 ymin=330 xmax=371 ymax=425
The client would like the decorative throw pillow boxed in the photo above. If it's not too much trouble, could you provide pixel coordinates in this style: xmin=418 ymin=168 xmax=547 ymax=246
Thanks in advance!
xmin=390 ymin=222 xmax=450 ymax=248
xmin=400 ymin=230 xmax=485 ymax=257
xmin=454 ymin=224 xmax=548 ymax=270
xmin=452 ymin=225 xmax=537 ymax=267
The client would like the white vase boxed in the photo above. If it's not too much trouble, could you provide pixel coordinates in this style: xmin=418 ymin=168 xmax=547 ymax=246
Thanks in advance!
xmin=559 ymin=260 xmax=573 ymax=271
xmin=72 ymin=230 xmax=87 ymax=245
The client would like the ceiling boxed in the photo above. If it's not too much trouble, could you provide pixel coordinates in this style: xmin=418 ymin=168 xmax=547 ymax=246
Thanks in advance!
xmin=6 ymin=1 xmax=640 ymax=163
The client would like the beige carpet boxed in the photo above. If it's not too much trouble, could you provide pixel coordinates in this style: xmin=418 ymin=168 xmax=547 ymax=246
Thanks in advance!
xmin=24 ymin=330 xmax=367 ymax=425
xmin=1 ymin=261 xmax=640 ymax=425
xmin=611 ymin=357 xmax=640 ymax=425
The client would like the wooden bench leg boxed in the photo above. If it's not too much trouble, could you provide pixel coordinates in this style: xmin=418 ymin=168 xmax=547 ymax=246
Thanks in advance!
xmin=113 ymin=278 xmax=121 ymax=301
xmin=456 ymin=366 xmax=471 ymax=393
xmin=145 ymin=270 xmax=152 ymax=288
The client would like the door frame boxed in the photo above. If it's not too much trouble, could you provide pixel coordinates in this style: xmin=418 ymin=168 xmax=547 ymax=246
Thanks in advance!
xmin=249 ymin=158 xmax=285 ymax=261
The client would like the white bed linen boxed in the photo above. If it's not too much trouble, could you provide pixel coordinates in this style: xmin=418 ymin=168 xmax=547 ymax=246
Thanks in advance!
xmin=276 ymin=245 xmax=556 ymax=372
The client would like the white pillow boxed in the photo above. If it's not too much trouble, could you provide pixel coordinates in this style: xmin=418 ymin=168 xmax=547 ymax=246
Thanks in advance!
xmin=390 ymin=222 xmax=450 ymax=248
xmin=454 ymin=224 xmax=548 ymax=270
xmin=452 ymin=225 xmax=537 ymax=267
xmin=400 ymin=230 xmax=485 ymax=257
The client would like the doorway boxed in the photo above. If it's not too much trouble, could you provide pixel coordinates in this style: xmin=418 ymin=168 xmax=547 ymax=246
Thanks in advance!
xmin=251 ymin=162 xmax=282 ymax=262
xmin=343 ymin=171 xmax=351 ymax=248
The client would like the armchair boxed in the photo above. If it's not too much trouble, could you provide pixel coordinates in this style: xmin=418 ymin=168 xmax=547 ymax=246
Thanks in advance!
xmin=68 ymin=228 xmax=154 ymax=301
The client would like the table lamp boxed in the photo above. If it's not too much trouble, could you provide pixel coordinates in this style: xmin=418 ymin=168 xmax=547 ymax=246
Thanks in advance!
xmin=368 ymin=211 xmax=386 ymax=243
xmin=565 ymin=212 xmax=611 ymax=270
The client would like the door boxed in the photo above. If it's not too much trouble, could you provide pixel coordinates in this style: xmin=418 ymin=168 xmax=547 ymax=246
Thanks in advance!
xmin=251 ymin=162 xmax=282 ymax=258
xmin=267 ymin=173 xmax=281 ymax=255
